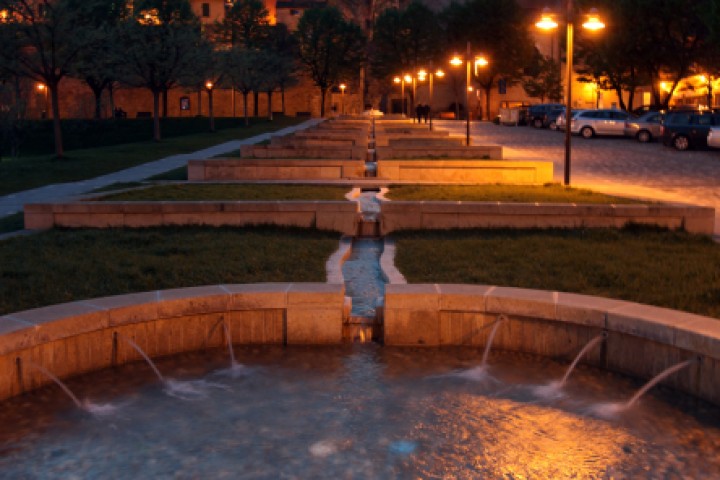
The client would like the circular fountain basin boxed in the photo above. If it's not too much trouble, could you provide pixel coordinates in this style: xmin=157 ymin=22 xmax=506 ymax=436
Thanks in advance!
xmin=1 ymin=346 xmax=719 ymax=478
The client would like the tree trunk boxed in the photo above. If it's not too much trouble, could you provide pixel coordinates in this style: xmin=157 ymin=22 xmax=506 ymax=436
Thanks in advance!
xmin=253 ymin=91 xmax=259 ymax=117
xmin=267 ymin=90 xmax=273 ymax=120
xmin=484 ymin=88 xmax=491 ymax=122
xmin=243 ymin=91 xmax=249 ymax=126
xmin=92 ymin=86 xmax=103 ymax=120
xmin=281 ymin=86 xmax=286 ymax=114
xmin=153 ymin=91 xmax=161 ymax=141
xmin=162 ymin=89 xmax=168 ymax=118
xmin=109 ymin=83 xmax=116 ymax=115
xmin=50 ymin=83 xmax=64 ymax=158
xmin=319 ymin=86 xmax=327 ymax=117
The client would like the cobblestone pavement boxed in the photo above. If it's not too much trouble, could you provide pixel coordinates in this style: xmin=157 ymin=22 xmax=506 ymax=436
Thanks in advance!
xmin=435 ymin=120 xmax=720 ymax=237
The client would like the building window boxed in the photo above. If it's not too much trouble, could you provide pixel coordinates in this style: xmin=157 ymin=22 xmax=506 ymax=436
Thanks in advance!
xmin=202 ymin=3 xmax=210 ymax=17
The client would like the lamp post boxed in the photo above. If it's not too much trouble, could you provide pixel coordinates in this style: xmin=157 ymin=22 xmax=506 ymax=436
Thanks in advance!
xmin=537 ymin=3 xmax=604 ymax=185
xmin=339 ymin=83 xmax=346 ymax=115
xmin=421 ymin=68 xmax=444 ymax=131
xmin=205 ymin=81 xmax=215 ymax=132
xmin=450 ymin=42 xmax=488 ymax=146
xmin=393 ymin=76 xmax=403 ymax=116
xmin=36 ymin=83 xmax=48 ymax=119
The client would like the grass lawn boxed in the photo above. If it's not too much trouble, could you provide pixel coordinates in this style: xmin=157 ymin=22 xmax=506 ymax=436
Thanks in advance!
xmin=0 ymin=117 xmax=302 ymax=196
xmin=0 ymin=226 xmax=340 ymax=315
xmin=393 ymin=227 xmax=720 ymax=319
xmin=385 ymin=184 xmax=646 ymax=204
xmin=94 ymin=184 xmax=351 ymax=201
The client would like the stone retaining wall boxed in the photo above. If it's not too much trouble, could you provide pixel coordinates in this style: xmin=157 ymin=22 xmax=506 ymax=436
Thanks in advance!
xmin=376 ymin=160 xmax=552 ymax=185
xmin=1 ymin=283 xmax=718 ymax=405
xmin=240 ymin=144 xmax=367 ymax=160
xmin=384 ymin=284 xmax=720 ymax=405
xmin=379 ymin=201 xmax=715 ymax=235
xmin=24 ymin=201 xmax=359 ymax=234
xmin=0 ymin=284 xmax=346 ymax=402
xmin=375 ymin=145 xmax=503 ymax=160
xmin=188 ymin=159 xmax=366 ymax=181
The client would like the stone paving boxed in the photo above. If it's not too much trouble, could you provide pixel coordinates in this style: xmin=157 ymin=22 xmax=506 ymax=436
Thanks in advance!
xmin=436 ymin=120 xmax=720 ymax=238
xmin=0 ymin=118 xmax=322 ymax=219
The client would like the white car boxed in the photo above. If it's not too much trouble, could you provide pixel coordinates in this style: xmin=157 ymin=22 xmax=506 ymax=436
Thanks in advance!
xmin=707 ymin=126 xmax=720 ymax=149
xmin=571 ymin=109 xmax=632 ymax=138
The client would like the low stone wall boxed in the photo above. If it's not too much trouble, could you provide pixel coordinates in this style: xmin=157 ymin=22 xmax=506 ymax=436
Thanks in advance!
xmin=188 ymin=159 xmax=366 ymax=181
xmin=0 ymin=284 xmax=346 ymax=402
xmin=376 ymin=160 xmax=551 ymax=184
xmin=384 ymin=284 xmax=720 ymax=405
xmin=24 ymin=201 xmax=359 ymax=234
xmin=240 ymin=144 xmax=367 ymax=160
xmin=375 ymin=145 xmax=503 ymax=160
xmin=269 ymin=136 xmax=359 ymax=148
xmin=379 ymin=201 xmax=715 ymax=235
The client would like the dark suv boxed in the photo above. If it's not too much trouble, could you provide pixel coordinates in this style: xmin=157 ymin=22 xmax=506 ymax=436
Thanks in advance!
xmin=527 ymin=103 xmax=565 ymax=128
xmin=661 ymin=112 xmax=720 ymax=150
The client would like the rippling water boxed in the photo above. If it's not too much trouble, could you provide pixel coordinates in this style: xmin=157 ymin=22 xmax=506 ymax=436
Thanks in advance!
xmin=342 ymin=238 xmax=385 ymax=318
xmin=1 ymin=346 xmax=719 ymax=478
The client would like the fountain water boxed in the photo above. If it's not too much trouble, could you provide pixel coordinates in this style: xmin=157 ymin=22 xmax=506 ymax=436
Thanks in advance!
xmin=447 ymin=315 xmax=506 ymax=382
xmin=115 ymin=332 xmax=164 ymax=382
xmin=222 ymin=321 xmax=237 ymax=367
xmin=481 ymin=315 xmax=506 ymax=367
xmin=533 ymin=333 xmax=607 ymax=399
xmin=21 ymin=360 xmax=83 ymax=409
xmin=591 ymin=357 xmax=699 ymax=417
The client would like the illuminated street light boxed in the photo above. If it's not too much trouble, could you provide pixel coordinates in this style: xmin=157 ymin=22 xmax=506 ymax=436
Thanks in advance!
xmin=339 ymin=83 xmax=346 ymax=115
xmin=450 ymin=42 xmax=488 ymax=145
xmin=536 ymin=3 xmax=604 ymax=185
xmin=393 ymin=76 xmax=406 ymax=117
xmin=204 ymin=81 xmax=215 ymax=132
xmin=428 ymin=68 xmax=444 ymax=131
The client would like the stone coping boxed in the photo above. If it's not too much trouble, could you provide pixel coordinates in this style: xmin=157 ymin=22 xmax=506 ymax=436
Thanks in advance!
xmin=375 ymin=145 xmax=503 ymax=160
xmin=384 ymin=284 xmax=720 ymax=404
xmin=376 ymin=159 xmax=552 ymax=185
xmin=24 ymin=201 xmax=360 ymax=234
xmin=379 ymin=200 xmax=715 ymax=235
xmin=188 ymin=158 xmax=366 ymax=181
xmin=2 ymin=283 xmax=718 ymax=404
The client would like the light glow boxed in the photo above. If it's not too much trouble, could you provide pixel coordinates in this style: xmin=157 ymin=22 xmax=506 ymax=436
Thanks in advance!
xmin=339 ymin=83 xmax=346 ymax=91
xmin=205 ymin=81 xmax=213 ymax=89
xmin=582 ymin=9 xmax=605 ymax=30
xmin=393 ymin=77 xmax=401 ymax=84
xmin=435 ymin=69 xmax=445 ymax=78
xmin=536 ymin=8 xmax=558 ymax=30
xmin=36 ymin=84 xmax=46 ymax=92
xmin=450 ymin=55 xmax=463 ymax=67
xmin=403 ymin=75 xmax=412 ymax=83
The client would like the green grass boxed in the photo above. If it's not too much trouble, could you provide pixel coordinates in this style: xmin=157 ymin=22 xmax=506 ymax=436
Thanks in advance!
xmin=386 ymin=184 xmax=645 ymax=204
xmin=0 ymin=213 xmax=24 ymax=234
xmin=0 ymin=226 xmax=339 ymax=315
xmin=93 ymin=184 xmax=351 ymax=201
xmin=393 ymin=226 xmax=720 ymax=319
xmin=0 ymin=117 xmax=303 ymax=196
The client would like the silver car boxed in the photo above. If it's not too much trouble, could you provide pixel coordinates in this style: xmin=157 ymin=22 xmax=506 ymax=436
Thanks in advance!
xmin=624 ymin=111 xmax=663 ymax=143
xmin=571 ymin=109 xmax=632 ymax=138
xmin=707 ymin=126 xmax=720 ymax=149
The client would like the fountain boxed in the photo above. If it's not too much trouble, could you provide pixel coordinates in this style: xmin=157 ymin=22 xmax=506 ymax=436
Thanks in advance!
xmin=447 ymin=315 xmax=506 ymax=382
xmin=534 ymin=332 xmax=607 ymax=398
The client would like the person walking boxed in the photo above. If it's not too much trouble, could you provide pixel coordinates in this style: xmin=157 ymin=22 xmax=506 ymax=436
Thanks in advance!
xmin=415 ymin=104 xmax=423 ymax=123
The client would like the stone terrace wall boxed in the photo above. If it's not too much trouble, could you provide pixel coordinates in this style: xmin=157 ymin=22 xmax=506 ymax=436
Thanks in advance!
xmin=187 ymin=159 xmax=367 ymax=181
xmin=379 ymin=201 xmax=715 ymax=235
xmin=376 ymin=160 xmax=553 ymax=185
xmin=384 ymin=284 xmax=720 ymax=405
xmin=0 ymin=284 xmax=345 ymax=402
xmin=24 ymin=201 xmax=359 ymax=235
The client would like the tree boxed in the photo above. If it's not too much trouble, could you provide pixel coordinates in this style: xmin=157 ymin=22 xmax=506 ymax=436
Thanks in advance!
xmin=214 ymin=0 xmax=269 ymax=48
xmin=263 ymin=24 xmax=299 ymax=115
xmin=117 ymin=0 xmax=203 ymax=141
xmin=0 ymin=0 xmax=92 ymax=158
xmin=370 ymin=1 xmax=444 ymax=81
xmin=67 ymin=0 xmax=127 ymax=119
xmin=296 ymin=7 xmax=366 ymax=117
xmin=224 ymin=47 xmax=266 ymax=125
xmin=523 ymin=55 xmax=562 ymax=102
xmin=443 ymin=0 xmax=536 ymax=120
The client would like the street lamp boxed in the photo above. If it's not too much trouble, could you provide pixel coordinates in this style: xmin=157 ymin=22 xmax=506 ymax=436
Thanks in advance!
xmin=205 ymin=81 xmax=215 ymax=132
xmin=36 ymin=83 xmax=48 ymax=119
xmin=422 ymin=68 xmax=444 ymax=131
xmin=339 ymin=83 xmax=346 ymax=115
xmin=537 ymin=3 xmax=604 ymax=185
xmin=450 ymin=42 xmax=488 ymax=146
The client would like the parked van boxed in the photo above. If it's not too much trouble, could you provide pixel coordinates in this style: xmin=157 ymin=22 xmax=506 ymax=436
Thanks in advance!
xmin=570 ymin=109 xmax=631 ymax=138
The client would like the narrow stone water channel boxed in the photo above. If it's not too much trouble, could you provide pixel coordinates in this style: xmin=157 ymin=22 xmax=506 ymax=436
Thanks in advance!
xmin=342 ymin=190 xmax=386 ymax=321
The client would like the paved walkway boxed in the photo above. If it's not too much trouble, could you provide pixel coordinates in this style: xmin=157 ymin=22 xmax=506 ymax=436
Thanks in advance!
xmin=0 ymin=118 xmax=322 ymax=218
xmin=436 ymin=120 xmax=720 ymax=240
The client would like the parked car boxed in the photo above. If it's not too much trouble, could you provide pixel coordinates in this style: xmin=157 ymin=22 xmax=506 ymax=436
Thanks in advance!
xmin=527 ymin=103 xmax=565 ymax=128
xmin=545 ymin=107 xmax=565 ymax=130
xmin=556 ymin=109 xmax=586 ymax=131
xmin=570 ymin=109 xmax=632 ymax=138
xmin=661 ymin=112 xmax=720 ymax=150
xmin=707 ymin=126 xmax=720 ymax=149
xmin=624 ymin=111 xmax=663 ymax=142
